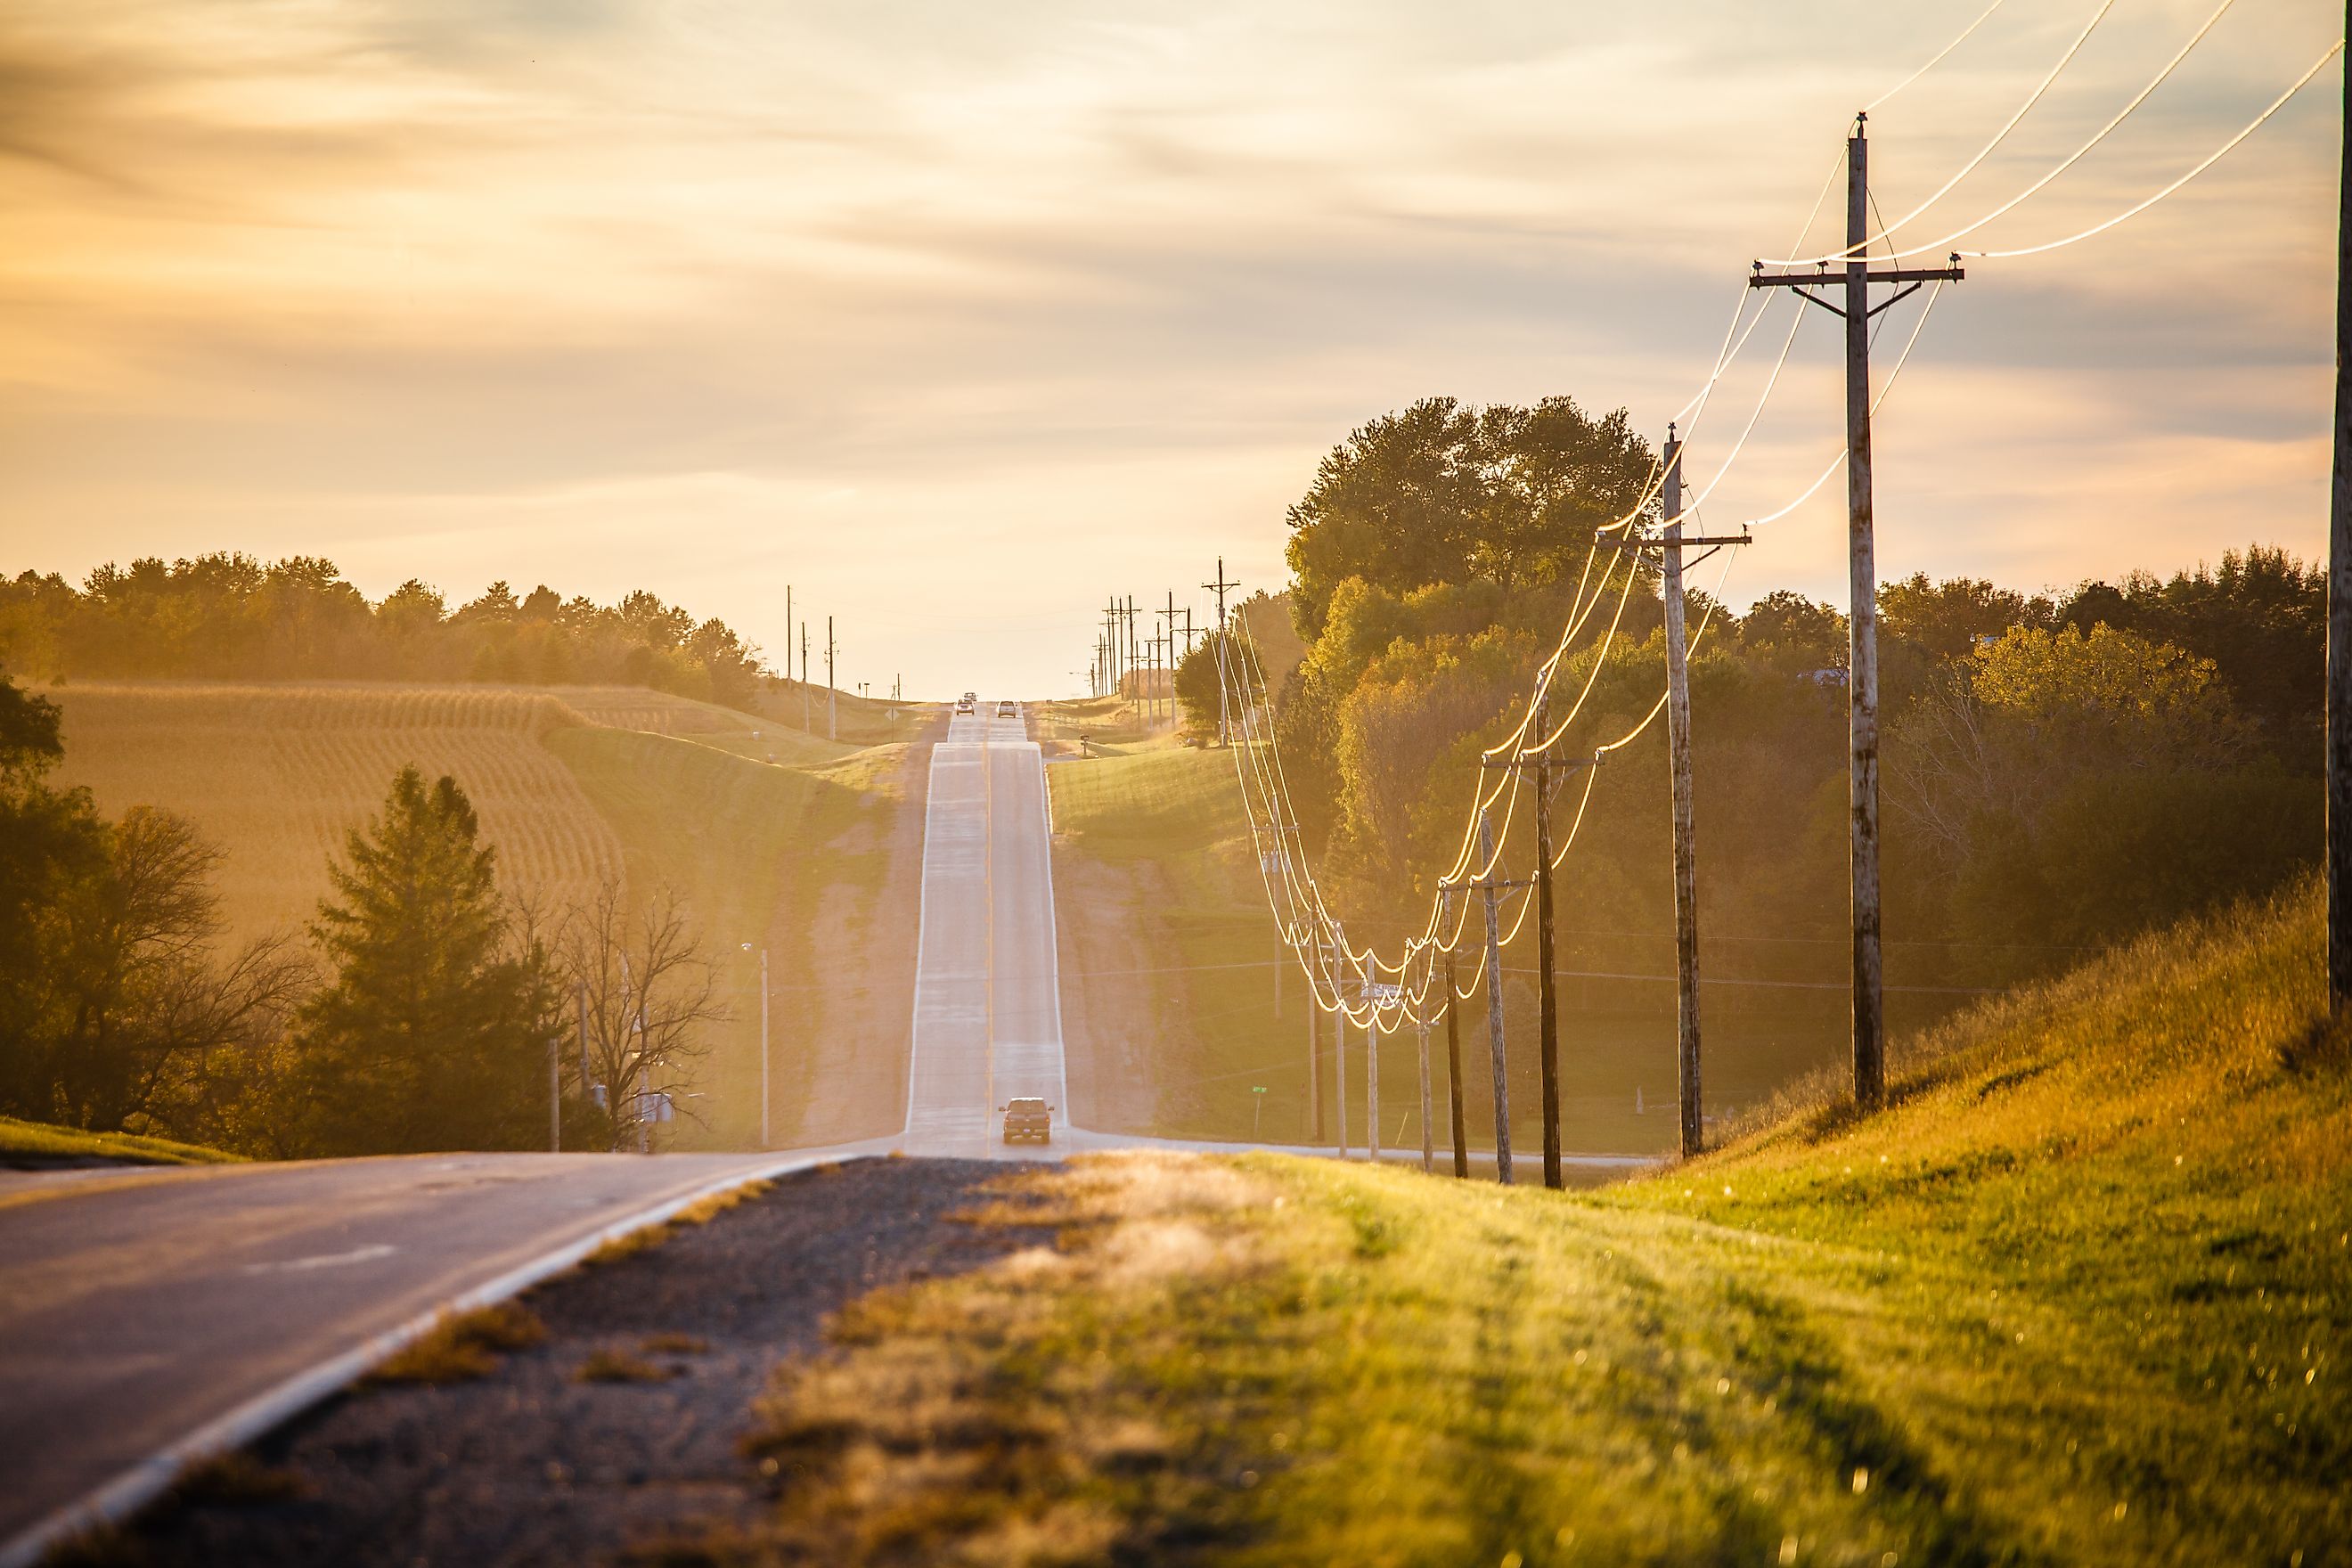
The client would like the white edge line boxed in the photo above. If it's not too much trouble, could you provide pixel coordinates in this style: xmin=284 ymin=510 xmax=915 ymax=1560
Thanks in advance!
xmin=902 ymin=737 xmax=950 ymax=1139
xmin=0 ymin=1151 xmax=859 ymax=1568
xmin=1032 ymin=740 xmax=1074 ymax=1128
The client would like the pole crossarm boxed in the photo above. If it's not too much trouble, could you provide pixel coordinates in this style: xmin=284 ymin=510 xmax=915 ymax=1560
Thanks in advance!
xmin=1605 ymin=533 xmax=1755 ymax=551
xmin=1751 ymin=259 xmax=1964 ymax=321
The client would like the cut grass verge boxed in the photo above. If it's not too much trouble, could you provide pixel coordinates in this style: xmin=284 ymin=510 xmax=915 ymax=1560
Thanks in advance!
xmin=716 ymin=883 xmax=2350 ymax=1565
xmin=367 ymin=1303 xmax=545 ymax=1386
xmin=0 ymin=1116 xmax=241 ymax=1167
xmin=583 ymin=1179 xmax=774 ymax=1267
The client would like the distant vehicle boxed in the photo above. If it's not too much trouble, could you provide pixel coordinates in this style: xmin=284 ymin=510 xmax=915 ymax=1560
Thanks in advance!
xmin=1000 ymin=1097 xmax=1053 ymax=1144
xmin=962 ymin=690 xmax=977 ymax=703
xmin=956 ymin=698 xmax=976 ymax=715
xmin=997 ymin=700 xmax=1017 ymax=718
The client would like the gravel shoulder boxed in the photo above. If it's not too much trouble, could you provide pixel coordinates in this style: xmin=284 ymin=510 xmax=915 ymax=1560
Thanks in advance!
xmin=73 ymin=1156 xmax=1044 ymax=1568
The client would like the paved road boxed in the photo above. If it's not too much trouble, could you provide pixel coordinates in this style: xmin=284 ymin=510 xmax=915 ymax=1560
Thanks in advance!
xmin=0 ymin=698 xmax=1653 ymax=1560
xmin=0 ymin=1151 xmax=811 ymax=1556
xmin=903 ymin=705 xmax=1067 ymax=1157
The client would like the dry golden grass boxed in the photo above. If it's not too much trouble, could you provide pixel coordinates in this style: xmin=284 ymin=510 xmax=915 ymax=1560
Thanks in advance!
xmin=44 ymin=682 xmax=625 ymax=942
xmin=367 ymin=1302 xmax=546 ymax=1385
xmin=732 ymin=1154 xmax=1281 ymax=1564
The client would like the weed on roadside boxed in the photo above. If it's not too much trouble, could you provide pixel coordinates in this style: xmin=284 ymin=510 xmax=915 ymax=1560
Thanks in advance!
xmin=368 ymin=1302 xmax=545 ymax=1385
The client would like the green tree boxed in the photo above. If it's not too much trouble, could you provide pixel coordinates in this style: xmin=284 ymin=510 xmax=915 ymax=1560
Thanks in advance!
xmin=289 ymin=766 xmax=557 ymax=1154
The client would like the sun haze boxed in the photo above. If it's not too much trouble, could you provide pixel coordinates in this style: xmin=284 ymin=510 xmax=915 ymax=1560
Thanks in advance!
xmin=1 ymin=0 xmax=2338 ymax=695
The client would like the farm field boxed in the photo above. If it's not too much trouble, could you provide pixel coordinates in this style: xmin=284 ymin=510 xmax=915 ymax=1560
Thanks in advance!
xmin=41 ymin=680 xmax=930 ymax=1152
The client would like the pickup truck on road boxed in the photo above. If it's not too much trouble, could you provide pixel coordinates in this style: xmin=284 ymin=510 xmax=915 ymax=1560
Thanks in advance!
xmin=1000 ymin=1098 xmax=1052 ymax=1145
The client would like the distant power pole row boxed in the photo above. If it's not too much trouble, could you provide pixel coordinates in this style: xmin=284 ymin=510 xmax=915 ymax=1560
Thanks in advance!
xmin=1083 ymin=576 xmax=1239 ymax=732
xmin=779 ymin=586 xmax=845 ymax=741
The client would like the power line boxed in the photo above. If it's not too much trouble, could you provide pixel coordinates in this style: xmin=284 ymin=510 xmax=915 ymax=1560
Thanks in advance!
xmin=1959 ymin=40 xmax=2345 ymax=259
xmin=1865 ymin=0 xmax=2013 ymax=114
xmin=1766 ymin=0 xmax=2123 ymax=267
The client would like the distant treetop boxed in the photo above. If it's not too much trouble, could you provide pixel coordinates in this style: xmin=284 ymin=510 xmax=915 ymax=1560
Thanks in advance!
xmin=0 ymin=553 xmax=765 ymax=710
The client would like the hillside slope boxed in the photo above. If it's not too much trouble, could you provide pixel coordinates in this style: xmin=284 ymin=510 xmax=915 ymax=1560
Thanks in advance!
xmin=43 ymin=681 xmax=922 ymax=1151
xmin=722 ymin=882 xmax=2348 ymax=1564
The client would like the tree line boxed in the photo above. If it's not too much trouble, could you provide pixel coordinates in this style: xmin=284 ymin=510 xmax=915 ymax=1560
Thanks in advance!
xmin=1180 ymin=393 xmax=2322 ymax=995
xmin=0 ymin=673 xmax=724 ymax=1154
xmin=0 ymin=553 xmax=768 ymax=710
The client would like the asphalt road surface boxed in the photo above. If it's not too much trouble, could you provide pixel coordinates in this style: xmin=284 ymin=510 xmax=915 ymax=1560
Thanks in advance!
xmin=0 ymin=1151 xmax=810 ymax=1556
xmin=903 ymin=704 xmax=1068 ymax=1158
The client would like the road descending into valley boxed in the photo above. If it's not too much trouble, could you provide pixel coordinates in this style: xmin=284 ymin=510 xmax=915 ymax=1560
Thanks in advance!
xmin=902 ymin=705 xmax=1068 ymax=1157
xmin=0 ymin=698 xmax=1647 ymax=1564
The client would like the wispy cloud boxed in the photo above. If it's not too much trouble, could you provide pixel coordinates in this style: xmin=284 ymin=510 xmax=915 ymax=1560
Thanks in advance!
xmin=0 ymin=0 xmax=2337 ymax=692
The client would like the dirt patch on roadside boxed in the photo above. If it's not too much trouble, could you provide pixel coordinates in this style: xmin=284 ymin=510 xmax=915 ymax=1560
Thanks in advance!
xmin=80 ymin=1158 xmax=1045 ymax=1568
xmin=786 ymin=745 xmax=927 ymax=1146
xmin=1053 ymin=852 xmax=1180 ymax=1134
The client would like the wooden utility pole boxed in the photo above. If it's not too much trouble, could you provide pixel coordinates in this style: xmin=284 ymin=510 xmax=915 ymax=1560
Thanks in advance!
xmin=1751 ymin=117 xmax=1962 ymax=1107
xmin=1474 ymin=807 xmax=1515 ymax=1186
xmin=2332 ymin=2 xmax=2352 ymax=1010
xmin=826 ymin=616 xmax=837 ymax=741
xmin=1531 ymin=692 xmax=1561 ymax=1189
xmin=1308 ymin=927 xmax=1324 ymax=1143
xmin=1483 ymin=703 xmax=1587 ymax=1190
xmin=1662 ymin=428 xmax=1706 ymax=1156
xmin=1415 ymin=998 xmax=1434 ymax=1174
xmin=800 ymin=625 xmax=811 ymax=732
xmin=1367 ymin=988 xmax=1381 ymax=1165
xmin=1335 ymin=935 xmax=1350 ymax=1157
xmin=1205 ymin=559 xmax=1238 ymax=747
xmin=1164 ymin=591 xmax=1181 ymax=729
xmin=1441 ymin=891 xmax=1469 ymax=1178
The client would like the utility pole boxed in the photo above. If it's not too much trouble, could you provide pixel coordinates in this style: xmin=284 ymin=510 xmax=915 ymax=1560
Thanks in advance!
xmin=1367 ymin=990 xmax=1380 ymax=1165
xmin=1335 ymin=938 xmax=1350 ymax=1157
xmin=759 ymin=946 xmax=771 ymax=1149
xmin=1482 ymin=690 xmax=1580 ymax=1190
xmin=1205 ymin=558 xmax=1237 ymax=747
xmin=1750 ymin=116 xmax=1963 ymax=1107
xmin=549 ymin=1033 xmax=560 ymax=1153
xmin=1307 ymin=927 xmax=1324 ymax=1143
xmin=826 ymin=615 xmax=837 ymax=742
xmin=1415 ymin=998 xmax=1434 ymax=1175
xmin=1662 ymin=427 xmax=1707 ymax=1157
xmin=1163 ymin=591 xmax=1181 ymax=729
xmin=1474 ymin=807 xmax=1515 ymax=1186
xmin=801 ymin=625 xmax=811 ymax=733
xmin=1441 ymin=890 xmax=1468 ymax=1179
xmin=2332 ymin=0 xmax=2352 ymax=1011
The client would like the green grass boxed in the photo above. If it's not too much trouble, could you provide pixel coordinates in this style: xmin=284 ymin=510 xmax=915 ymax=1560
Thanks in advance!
xmin=1050 ymin=745 xmax=1342 ymax=1143
xmin=0 ymin=1116 xmax=241 ymax=1166
xmin=722 ymin=882 xmax=2349 ymax=1565
xmin=547 ymin=728 xmax=906 ymax=1150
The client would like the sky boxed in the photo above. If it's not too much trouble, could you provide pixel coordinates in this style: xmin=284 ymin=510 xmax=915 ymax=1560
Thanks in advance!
xmin=0 ymin=0 xmax=2340 ymax=698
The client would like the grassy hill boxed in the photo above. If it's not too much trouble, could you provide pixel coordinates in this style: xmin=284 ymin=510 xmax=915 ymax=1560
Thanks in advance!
xmin=0 ymin=1115 xmax=241 ymax=1167
xmin=1046 ymin=741 xmax=1860 ymax=1154
xmin=1046 ymin=742 xmax=1303 ymax=1139
xmin=43 ymin=680 xmax=927 ymax=1151
xmin=723 ymin=881 xmax=2350 ymax=1564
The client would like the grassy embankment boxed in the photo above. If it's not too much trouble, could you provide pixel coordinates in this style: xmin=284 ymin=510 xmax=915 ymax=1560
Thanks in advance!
xmin=729 ymin=882 xmax=2348 ymax=1565
xmin=0 ymin=1115 xmax=241 ymax=1166
xmin=1045 ymin=740 xmax=1306 ymax=1140
xmin=45 ymin=682 xmax=927 ymax=1151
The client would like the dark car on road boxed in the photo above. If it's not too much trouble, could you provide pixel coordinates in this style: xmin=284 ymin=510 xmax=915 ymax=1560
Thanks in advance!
xmin=1000 ymin=1097 xmax=1053 ymax=1144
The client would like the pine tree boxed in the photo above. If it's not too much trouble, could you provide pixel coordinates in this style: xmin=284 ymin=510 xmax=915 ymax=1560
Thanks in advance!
xmin=290 ymin=766 xmax=554 ymax=1154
